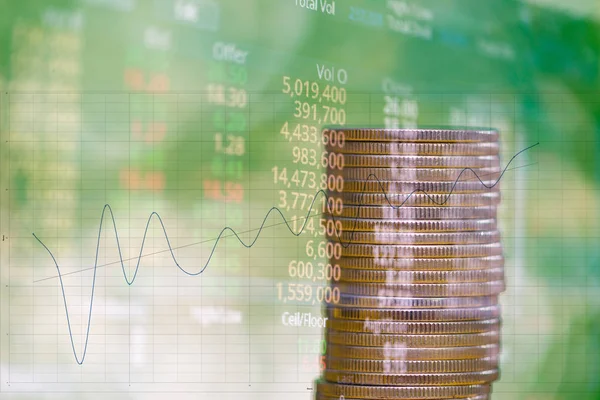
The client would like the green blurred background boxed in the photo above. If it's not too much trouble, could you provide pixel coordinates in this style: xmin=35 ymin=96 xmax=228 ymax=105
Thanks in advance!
xmin=0 ymin=0 xmax=599 ymax=399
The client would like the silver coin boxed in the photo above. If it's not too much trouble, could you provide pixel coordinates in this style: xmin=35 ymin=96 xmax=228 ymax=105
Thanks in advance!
xmin=333 ymin=280 xmax=506 ymax=297
xmin=328 ymin=205 xmax=498 ymax=219
xmin=332 ymin=191 xmax=501 ymax=207
xmin=322 ymin=216 xmax=498 ymax=232
xmin=337 ymin=242 xmax=503 ymax=258
xmin=326 ymin=318 xmax=501 ymax=334
xmin=336 ymin=268 xmax=504 ymax=284
xmin=328 ymin=230 xmax=501 ymax=245
xmin=342 ymin=154 xmax=500 ymax=168
xmin=339 ymin=180 xmax=500 ymax=194
xmin=334 ymin=294 xmax=499 ymax=308
xmin=335 ymin=255 xmax=504 ymax=271
xmin=338 ymin=128 xmax=499 ymax=143
xmin=331 ymin=166 xmax=501 ymax=182
xmin=316 ymin=380 xmax=491 ymax=398
xmin=326 ymin=141 xmax=499 ymax=156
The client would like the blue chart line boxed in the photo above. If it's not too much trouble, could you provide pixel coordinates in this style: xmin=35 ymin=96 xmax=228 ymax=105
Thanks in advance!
xmin=32 ymin=142 xmax=539 ymax=365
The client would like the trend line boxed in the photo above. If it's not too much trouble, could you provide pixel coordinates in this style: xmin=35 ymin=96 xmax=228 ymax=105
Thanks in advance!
xmin=33 ymin=142 xmax=539 ymax=364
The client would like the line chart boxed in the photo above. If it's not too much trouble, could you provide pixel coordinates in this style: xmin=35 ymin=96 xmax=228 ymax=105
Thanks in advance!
xmin=33 ymin=157 xmax=538 ymax=284
xmin=32 ymin=142 xmax=539 ymax=365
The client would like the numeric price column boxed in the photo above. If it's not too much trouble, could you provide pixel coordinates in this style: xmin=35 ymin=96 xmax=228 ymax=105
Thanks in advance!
xmin=274 ymin=66 xmax=349 ymax=376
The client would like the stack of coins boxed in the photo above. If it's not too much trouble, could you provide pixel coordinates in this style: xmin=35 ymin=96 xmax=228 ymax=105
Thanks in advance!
xmin=316 ymin=128 xmax=504 ymax=400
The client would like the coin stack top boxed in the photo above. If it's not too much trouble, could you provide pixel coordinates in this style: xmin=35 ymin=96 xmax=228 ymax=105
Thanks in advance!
xmin=316 ymin=128 xmax=503 ymax=400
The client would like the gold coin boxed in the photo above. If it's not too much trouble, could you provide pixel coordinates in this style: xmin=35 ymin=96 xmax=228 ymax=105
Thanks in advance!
xmin=326 ymin=343 xmax=500 ymax=360
xmin=336 ymin=268 xmax=504 ymax=284
xmin=328 ymin=230 xmax=501 ymax=245
xmin=326 ymin=318 xmax=500 ymax=334
xmin=326 ymin=329 xmax=500 ymax=348
xmin=337 ymin=242 xmax=503 ymax=258
xmin=331 ymin=166 xmax=501 ymax=182
xmin=329 ymin=205 xmax=498 ymax=219
xmin=323 ymin=368 xmax=498 ymax=386
xmin=333 ymin=191 xmax=500 ymax=207
xmin=323 ymin=217 xmax=498 ymax=232
xmin=316 ymin=380 xmax=491 ymax=398
xmin=325 ymin=356 xmax=498 ymax=374
xmin=342 ymin=153 xmax=500 ymax=168
xmin=338 ymin=128 xmax=499 ymax=143
xmin=335 ymin=255 xmax=504 ymax=271
xmin=326 ymin=141 xmax=499 ymax=156
xmin=333 ymin=280 xmax=505 ymax=297
xmin=335 ymin=294 xmax=498 ymax=309
xmin=326 ymin=306 xmax=500 ymax=322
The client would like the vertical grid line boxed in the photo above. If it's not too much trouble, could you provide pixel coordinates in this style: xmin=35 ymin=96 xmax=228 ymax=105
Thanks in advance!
xmin=128 ymin=92 xmax=131 ymax=386
xmin=7 ymin=92 xmax=10 ymax=386
xmin=104 ymin=93 xmax=107 ymax=383
xmin=32 ymin=94 xmax=36 ymax=383
xmin=176 ymin=93 xmax=179 ymax=383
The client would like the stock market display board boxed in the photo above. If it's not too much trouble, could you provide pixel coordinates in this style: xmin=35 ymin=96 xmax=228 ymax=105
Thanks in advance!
xmin=0 ymin=1 xmax=599 ymax=399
